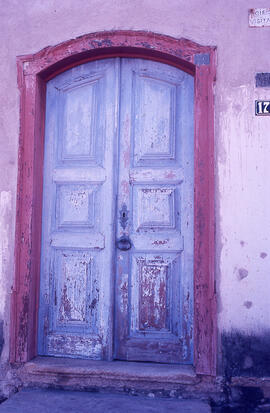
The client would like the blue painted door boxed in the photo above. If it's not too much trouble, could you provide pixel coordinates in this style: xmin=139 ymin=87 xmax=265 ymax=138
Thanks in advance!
xmin=38 ymin=59 xmax=120 ymax=359
xmin=114 ymin=59 xmax=194 ymax=363
xmin=38 ymin=58 xmax=194 ymax=363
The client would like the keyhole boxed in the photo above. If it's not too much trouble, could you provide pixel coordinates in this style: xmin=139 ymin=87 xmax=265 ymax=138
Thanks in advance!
xmin=122 ymin=212 xmax=126 ymax=218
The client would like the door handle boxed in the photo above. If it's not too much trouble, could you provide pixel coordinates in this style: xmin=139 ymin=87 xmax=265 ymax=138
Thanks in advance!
xmin=116 ymin=234 xmax=132 ymax=251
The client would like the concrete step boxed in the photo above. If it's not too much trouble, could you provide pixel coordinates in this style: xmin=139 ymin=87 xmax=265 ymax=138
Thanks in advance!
xmin=19 ymin=356 xmax=218 ymax=398
xmin=0 ymin=388 xmax=211 ymax=413
xmin=21 ymin=357 xmax=211 ymax=398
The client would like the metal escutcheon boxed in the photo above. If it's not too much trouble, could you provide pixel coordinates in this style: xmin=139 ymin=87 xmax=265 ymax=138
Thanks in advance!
xmin=116 ymin=235 xmax=132 ymax=251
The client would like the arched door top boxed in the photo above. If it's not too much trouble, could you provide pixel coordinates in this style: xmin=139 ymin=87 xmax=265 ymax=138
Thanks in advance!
xmin=18 ymin=30 xmax=215 ymax=79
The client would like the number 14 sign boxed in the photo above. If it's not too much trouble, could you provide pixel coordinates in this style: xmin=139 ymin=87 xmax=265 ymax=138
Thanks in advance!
xmin=255 ymin=100 xmax=270 ymax=116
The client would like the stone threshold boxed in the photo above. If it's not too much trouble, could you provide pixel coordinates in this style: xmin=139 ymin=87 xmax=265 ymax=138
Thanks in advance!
xmin=19 ymin=356 xmax=211 ymax=396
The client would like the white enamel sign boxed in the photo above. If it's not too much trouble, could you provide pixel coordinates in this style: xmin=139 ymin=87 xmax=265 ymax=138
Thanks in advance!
xmin=249 ymin=8 xmax=270 ymax=27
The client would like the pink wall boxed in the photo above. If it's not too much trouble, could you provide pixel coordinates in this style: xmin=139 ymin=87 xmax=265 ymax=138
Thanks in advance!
xmin=0 ymin=0 xmax=269 ymax=377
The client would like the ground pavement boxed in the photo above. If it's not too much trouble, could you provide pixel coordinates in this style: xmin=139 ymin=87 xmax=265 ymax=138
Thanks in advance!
xmin=0 ymin=388 xmax=211 ymax=412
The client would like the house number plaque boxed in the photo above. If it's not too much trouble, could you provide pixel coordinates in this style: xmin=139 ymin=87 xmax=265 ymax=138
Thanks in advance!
xmin=255 ymin=100 xmax=270 ymax=116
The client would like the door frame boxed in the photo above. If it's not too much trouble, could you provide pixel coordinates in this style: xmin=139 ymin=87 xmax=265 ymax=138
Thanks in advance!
xmin=11 ymin=30 xmax=216 ymax=375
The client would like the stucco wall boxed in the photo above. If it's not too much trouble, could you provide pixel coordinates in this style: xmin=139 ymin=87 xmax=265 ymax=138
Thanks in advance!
xmin=0 ymin=0 xmax=269 ymax=376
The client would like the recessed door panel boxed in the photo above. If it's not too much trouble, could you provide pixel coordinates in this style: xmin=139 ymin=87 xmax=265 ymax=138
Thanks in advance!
xmin=132 ymin=73 xmax=177 ymax=165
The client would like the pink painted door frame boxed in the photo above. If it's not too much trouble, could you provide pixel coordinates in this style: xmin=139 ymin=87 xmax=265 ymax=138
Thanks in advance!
xmin=11 ymin=31 xmax=216 ymax=375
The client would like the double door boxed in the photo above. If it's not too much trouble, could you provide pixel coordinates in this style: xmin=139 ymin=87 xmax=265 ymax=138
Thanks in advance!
xmin=38 ymin=57 xmax=194 ymax=364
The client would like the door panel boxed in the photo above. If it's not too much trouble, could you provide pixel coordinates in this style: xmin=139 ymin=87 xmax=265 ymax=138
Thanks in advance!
xmin=114 ymin=59 xmax=194 ymax=364
xmin=38 ymin=59 xmax=120 ymax=359
xmin=132 ymin=70 xmax=177 ymax=166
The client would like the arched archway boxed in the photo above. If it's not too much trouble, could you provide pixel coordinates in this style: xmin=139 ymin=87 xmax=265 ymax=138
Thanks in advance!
xmin=12 ymin=31 xmax=216 ymax=375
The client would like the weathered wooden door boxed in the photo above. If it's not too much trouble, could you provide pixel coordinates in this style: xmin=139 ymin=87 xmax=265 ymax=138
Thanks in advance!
xmin=114 ymin=59 xmax=194 ymax=364
xmin=38 ymin=58 xmax=194 ymax=364
xmin=38 ymin=59 xmax=120 ymax=359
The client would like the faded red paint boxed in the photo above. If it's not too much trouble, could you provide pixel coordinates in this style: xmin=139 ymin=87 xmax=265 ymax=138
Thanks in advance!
xmin=120 ymin=180 xmax=129 ymax=196
xmin=12 ymin=30 xmax=216 ymax=375
xmin=123 ymin=149 xmax=130 ymax=168
xmin=139 ymin=265 xmax=167 ymax=331
xmin=152 ymin=239 xmax=169 ymax=245
xmin=59 ymin=284 xmax=72 ymax=321
xmin=194 ymin=61 xmax=216 ymax=375
xmin=165 ymin=171 xmax=176 ymax=179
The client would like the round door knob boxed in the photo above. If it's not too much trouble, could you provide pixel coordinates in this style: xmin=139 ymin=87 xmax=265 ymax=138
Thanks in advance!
xmin=116 ymin=235 xmax=132 ymax=251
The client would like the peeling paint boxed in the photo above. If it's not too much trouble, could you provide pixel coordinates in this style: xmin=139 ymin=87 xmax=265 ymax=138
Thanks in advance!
xmin=120 ymin=180 xmax=129 ymax=196
xmin=243 ymin=301 xmax=253 ymax=309
xmin=152 ymin=239 xmax=169 ymax=245
xmin=165 ymin=171 xmax=176 ymax=179
xmin=139 ymin=264 xmax=167 ymax=331
xmin=120 ymin=274 xmax=128 ymax=313
xmin=47 ymin=334 xmax=102 ymax=358
xmin=238 ymin=268 xmax=248 ymax=281
xmin=260 ymin=252 xmax=267 ymax=259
